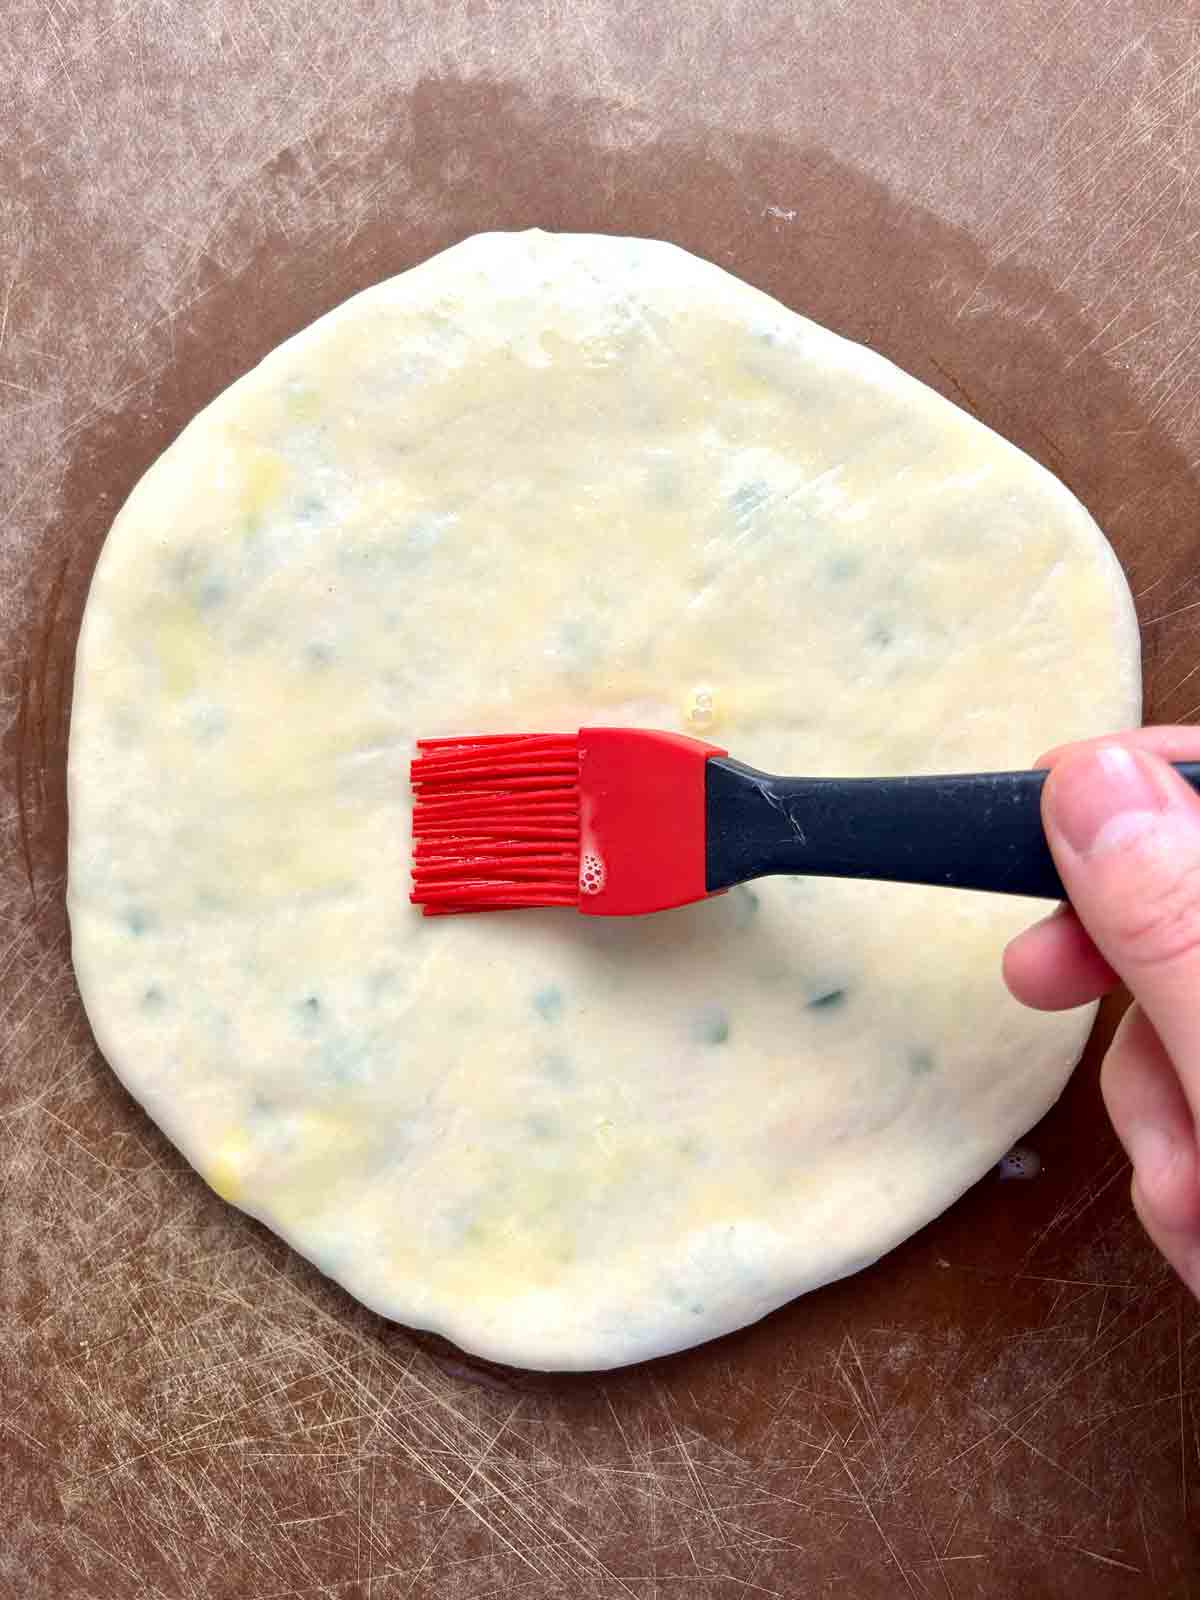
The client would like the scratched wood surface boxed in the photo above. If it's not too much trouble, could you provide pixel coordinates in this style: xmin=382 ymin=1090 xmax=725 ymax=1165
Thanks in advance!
xmin=3 ymin=3 xmax=1200 ymax=1595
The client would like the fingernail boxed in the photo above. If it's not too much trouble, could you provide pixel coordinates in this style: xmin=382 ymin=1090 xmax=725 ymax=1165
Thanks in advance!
xmin=1048 ymin=745 xmax=1166 ymax=857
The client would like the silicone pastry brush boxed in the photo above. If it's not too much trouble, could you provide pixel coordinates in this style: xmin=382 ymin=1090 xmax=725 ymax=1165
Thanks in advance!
xmin=409 ymin=728 xmax=1200 ymax=917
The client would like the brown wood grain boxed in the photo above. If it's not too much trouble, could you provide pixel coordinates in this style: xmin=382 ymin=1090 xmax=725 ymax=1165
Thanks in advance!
xmin=2 ymin=5 xmax=1199 ymax=1595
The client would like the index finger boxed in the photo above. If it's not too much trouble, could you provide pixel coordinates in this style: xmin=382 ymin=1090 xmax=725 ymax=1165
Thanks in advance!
xmin=1036 ymin=725 xmax=1200 ymax=770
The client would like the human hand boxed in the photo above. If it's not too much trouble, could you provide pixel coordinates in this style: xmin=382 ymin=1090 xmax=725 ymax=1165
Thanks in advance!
xmin=1004 ymin=727 xmax=1200 ymax=1298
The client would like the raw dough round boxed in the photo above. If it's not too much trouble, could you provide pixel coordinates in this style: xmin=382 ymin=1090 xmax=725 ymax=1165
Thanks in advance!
xmin=68 ymin=231 xmax=1140 ymax=1370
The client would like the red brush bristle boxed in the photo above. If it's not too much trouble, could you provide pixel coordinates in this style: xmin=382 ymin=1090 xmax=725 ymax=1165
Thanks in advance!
xmin=410 ymin=734 xmax=581 ymax=914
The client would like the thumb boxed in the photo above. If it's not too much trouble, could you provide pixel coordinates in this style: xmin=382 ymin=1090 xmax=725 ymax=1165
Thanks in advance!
xmin=1042 ymin=744 xmax=1200 ymax=1121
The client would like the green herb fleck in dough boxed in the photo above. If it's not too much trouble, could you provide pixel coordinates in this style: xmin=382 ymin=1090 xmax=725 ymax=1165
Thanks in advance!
xmin=286 ymin=382 xmax=320 ymax=422
xmin=296 ymin=494 xmax=327 ymax=523
xmin=868 ymin=618 xmax=895 ymax=649
xmin=555 ymin=618 xmax=600 ymax=679
xmin=730 ymin=479 xmax=770 ymax=533
xmin=646 ymin=458 xmax=679 ymax=504
xmin=827 ymin=553 xmax=860 ymax=582
xmin=533 ymin=985 xmax=564 ymax=1022
xmin=125 ymin=907 xmax=153 ymax=936
xmin=403 ymin=516 xmax=449 ymax=562
xmin=667 ymin=1286 xmax=708 ymax=1316
xmin=733 ymin=885 xmax=760 ymax=929
xmin=189 ymin=702 xmax=229 ymax=743
xmin=807 ymin=986 xmax=847 ymax=1011
xmin=526 ymin=1113 xmax=560 ymax=1140
xmin=909 ymin=1048 xmax=935 ymax=1076
xmin=543 ymin=1051 xmax=573 ymax=1084
xmin=248 ymin=1095 xmax=288 ymax=1145
xmin=366 ymin=969 xmax=397 ymax=1001
xmin=320 ymin=1034 xmax=367 ymax=1085
xmin=296 ymin=994 xmax=322 ymax=1029
xmin=693 ymin=1005 xmax=730 ymax=1044
xmin=558 ymin=620 xmax=588 ymax=657
xmin=141 ymin=985 xmax=165 ymax=1011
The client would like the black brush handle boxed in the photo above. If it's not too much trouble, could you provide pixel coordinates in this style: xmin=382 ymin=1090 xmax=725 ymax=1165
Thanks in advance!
xmin=705 ymin=758 xmax=1200 ymax=900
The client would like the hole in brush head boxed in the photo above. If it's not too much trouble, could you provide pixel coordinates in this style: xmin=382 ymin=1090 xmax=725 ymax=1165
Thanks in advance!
xmin=580 ymin=852 xmax=606 ymax=895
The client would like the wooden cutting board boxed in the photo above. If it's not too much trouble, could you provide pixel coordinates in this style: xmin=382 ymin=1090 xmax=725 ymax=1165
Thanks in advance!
xmin=3 ymin=4 xmax=1199 ymax=1595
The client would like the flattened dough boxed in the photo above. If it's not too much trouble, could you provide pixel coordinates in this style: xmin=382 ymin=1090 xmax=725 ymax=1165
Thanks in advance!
xmin=68 ymin=231 xmax=1140 ymax=1369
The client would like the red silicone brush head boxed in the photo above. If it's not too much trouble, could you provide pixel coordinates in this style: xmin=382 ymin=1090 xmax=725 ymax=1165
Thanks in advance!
xmin=409 ymin=728 xmax=726 ymax=916
xmin=409 ymin=734 xmax=581 ymax=913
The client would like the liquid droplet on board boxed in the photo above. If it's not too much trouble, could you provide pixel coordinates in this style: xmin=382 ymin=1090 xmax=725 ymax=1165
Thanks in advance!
xmin=683 ymin=684 xmax=720 ymax=732
xmin=997 ymin=1145 xmax=1041 ymax=1181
